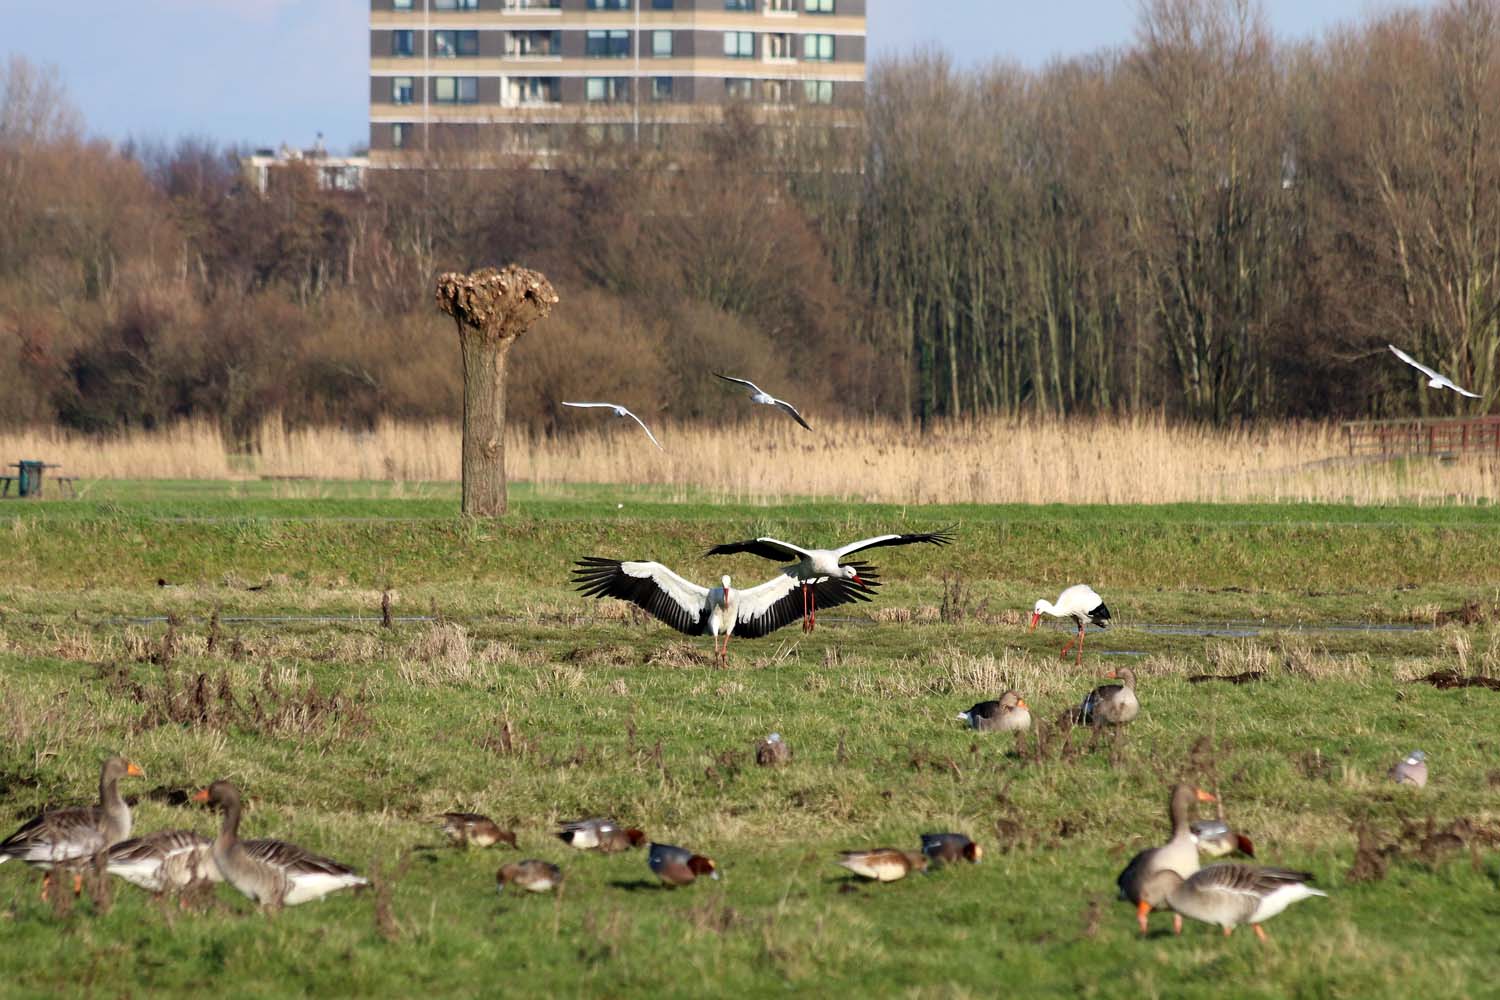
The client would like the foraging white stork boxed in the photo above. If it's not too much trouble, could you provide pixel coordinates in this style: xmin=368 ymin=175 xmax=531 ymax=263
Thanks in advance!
xmin=572 ymin=557 xmax=877 ymax=664
xmin=560 ymin=401 xmax=665 ymax=450
xmin=705 ymin=528 xmax=953 ymax=631
xmin=1388 ymin=345 xmax=1481 ymax=398
xmin=712 ymin=373 xmax=813 ymax=430
xmin=1030 ymin=584 xmax=1111 ymax=665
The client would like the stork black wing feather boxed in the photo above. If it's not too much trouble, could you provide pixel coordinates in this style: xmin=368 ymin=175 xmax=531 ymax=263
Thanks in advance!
xmin=572 ymin=558 xmax=705 ymax=636
xmin=703 ymin=539 xmax=803 ymax=561
xmin=735 ymin=576 xmax=879 ymax=639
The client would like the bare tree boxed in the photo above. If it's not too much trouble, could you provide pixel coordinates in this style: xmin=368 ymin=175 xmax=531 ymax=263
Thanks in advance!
xmin=0 ymin=55 xmax=81 ymax=147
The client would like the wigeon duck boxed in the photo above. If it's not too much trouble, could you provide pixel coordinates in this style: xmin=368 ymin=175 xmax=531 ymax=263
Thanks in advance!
xmin=837 ymin=848 xmax=928 ymax=882
xmin=1190 ymin=819 xmax=1256 ymax=859
xmin=556 ymin=818 xmax=646 ymax=853
xmin=957 ymin=691 xmax=1031 ymax=732
xmin=1030 ymin=585 xmax=1111 ymax=665
xmin=1142 ymin=863 xmax=1326 ymax=941
xmin=192 ymin=781 xmax=367 ymax=909
xmin=920 ymin=833 xmax=983 ymax=865
xmin=439 ymin=813 xmax=516 ymax=849
xmin=106 ymin=830 xmax=219 ymax=893
xmin=0 ymin=756 xmax=144 ymax=900
xmin=756 ymin=733 xmax=791 ymax=766
xmin=1389 ymin=750 xmax=1427 ymax=788
xmin=648 ymin=842 xmax=719 ymax=886
xmin=1116 ymin=784 xmax=1216 ymax=934
xmin=497 ymin=860 xmax=562 ymax=894
xmin=1076 ymin=668 xmax=1139 ymax=726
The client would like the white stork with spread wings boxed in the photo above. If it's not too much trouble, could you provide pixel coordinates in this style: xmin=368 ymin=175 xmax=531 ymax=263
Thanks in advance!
xmin=572 ymin=558 xmax=877 ymax=664
xmin=705 ymin=528 xmax=954 ymax=631
xmin=712 ymin=373 xmax=813 ymax=430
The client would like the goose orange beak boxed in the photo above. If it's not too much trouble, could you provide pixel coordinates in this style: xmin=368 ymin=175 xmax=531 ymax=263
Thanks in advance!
xmin=190 ymin=788 xmax=210 ymax=803
xmin=1017 ymin=699 xmax=1029 ymax=710
xmin=1103 ymin=670 xmax=1119 ymax=679
xmin=125 ymin=762 xmax=145 ymax=777
xmin=1196 ymin=789 xmax=1217 ymax=803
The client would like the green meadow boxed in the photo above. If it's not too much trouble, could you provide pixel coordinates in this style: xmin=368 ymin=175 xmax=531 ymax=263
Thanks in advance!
xmin=0 ymin=484 xmax=1497 ymax=998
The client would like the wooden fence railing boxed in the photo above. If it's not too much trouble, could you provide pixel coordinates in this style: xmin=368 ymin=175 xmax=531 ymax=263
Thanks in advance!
xmin=1342 ymin=415 xmax=1500 ymax=457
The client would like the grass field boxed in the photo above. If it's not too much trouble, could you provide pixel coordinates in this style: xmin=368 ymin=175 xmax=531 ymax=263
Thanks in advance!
xmin=1 ymin=484 xmax=1498 ymax=998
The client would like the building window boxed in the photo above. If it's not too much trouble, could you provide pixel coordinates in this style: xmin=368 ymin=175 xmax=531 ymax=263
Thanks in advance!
xmin=650 ymin=76 xmax=674 ymax=101
xmin=392 ymin=123 xmax=411 ymax=148
xmin=803 ymin=79 xmax=832 ymax=104
xmin=391 ymin=77 xmax=414 ymax=104
xmin=434 ymin=30 xmax=479 ymax=57
xmin=725 ymin=77 xmax=754 ymax=100
xmin=765 ymin=32 xmax=794 ymax=59
xmin=766 ymin=0 xmax=794 ymax=9
xmin=393 ymin=0 xmax=412 ymax=8
xmin=764 ymin=79 xmax=791 ymax=104
xmin=725 ymin=0 xmax=754 ymax=9
xmin=434 ymin=0 xmax=480 ymax=8
xmin=586 ymin=29 xmax=631 ymax=58
xmin=507 ymin=30 xmax=560 ymax=55
xmin=586 ymin=0 xmax=631 ymax=8
xmin=651 ymin=30 xmax=673 ymax=58
xmin=433 ymin=76 xmax=478 ymax=103
xmin=723 ymin=31 xmax=753 ymax=58
xmin=802 ymin=33 xmax=832 ymax=61
xmin=804 ymin=0 xmax=833 ymax=11
xmin=503 ymin=0 xmax=561 ymax=7
xmin=391 ymin=30 xmax=415 ymax=57
xmin=652 ymin=0 xmax=674 ymax=7
xmin=508 ymin=76 xmax=560 ymax=104
xmin=585 ymin=77 xmax=629 ymax=102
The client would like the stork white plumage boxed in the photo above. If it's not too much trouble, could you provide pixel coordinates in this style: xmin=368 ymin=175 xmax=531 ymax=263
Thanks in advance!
xmin=1030 ymin=584 xmax=1111 ymax=665
xmin=705 ymin=528 xmax=953 ymax=631
xmin=712 ymin=373 xmax=813 ymax=430
xmin=561 ymin=402 xmax=665 ymax=449
xmin=1388 ymin=345 xmax=1481 ymax=398
xmin=572 ymin=557 xmax=876 ymax=665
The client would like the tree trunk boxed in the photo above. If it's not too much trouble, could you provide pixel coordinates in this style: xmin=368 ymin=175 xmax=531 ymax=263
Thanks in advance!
xmin=435 ymin=265 xmax=558 ymax=517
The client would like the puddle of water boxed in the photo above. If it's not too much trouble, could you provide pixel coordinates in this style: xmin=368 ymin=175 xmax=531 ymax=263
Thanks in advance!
xmin=1132 ymin=621 xmax=1430 ymax=637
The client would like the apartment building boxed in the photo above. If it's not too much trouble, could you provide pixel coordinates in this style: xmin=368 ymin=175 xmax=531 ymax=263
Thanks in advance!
xmin=368 ymin=0 xmax=866 ymax=161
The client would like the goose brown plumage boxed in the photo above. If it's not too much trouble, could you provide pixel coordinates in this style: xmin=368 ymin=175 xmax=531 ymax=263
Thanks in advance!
xmin=957 ymin=691 xmax=1031 ymax=732
xmin=1116 ymin=783 xmax=1216 ymax=934
xmin=837 ymin=848 xmax=927 ymax=882
xmin=106 ymin=830 xmax=220 ymax=893
xmin=192 ymin=780 xmax=367 ymax=909
xmin=1077 ymin=668 xmax=1139 ymax=726
xmin=0 ymin=756 xmax=144 ymax=899
xmin=1141 ymin=863 xmax=1326 ymax=941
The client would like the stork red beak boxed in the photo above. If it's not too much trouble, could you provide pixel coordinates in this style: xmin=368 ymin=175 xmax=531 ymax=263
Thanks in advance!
xmin=852 ymin=574 xmax=865 ymax=586
xmin=1028 ymin=612 xmax=1040 ymax=631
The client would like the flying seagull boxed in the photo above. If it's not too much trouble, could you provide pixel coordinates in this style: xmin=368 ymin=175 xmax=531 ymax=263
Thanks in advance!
xmin=712 ymin=373 xmax=812 ymax=430
xmin=1388 ymin=345 xmax=1480 ymax=398
xmin=561 ymin=402 xmax=664 ymax=450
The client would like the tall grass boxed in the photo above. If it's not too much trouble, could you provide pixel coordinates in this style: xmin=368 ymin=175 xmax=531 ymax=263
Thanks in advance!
xmin=2 ymin=416 xmax=1497 ymax=504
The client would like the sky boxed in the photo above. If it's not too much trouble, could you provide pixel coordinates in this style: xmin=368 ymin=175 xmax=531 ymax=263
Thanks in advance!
xmin=6 ymin=0 xmax=1422 ymax=155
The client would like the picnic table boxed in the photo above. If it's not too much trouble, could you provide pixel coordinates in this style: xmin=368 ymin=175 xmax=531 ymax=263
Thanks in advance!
xmin=1 ymin=460 xmax=78 ymax=499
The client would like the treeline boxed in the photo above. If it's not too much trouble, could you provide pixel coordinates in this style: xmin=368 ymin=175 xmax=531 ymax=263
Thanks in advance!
xmin=1 ymin=0 xmax=1497 ymax=440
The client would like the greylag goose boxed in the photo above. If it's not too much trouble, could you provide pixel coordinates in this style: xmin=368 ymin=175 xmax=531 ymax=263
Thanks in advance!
xmin=1389 ymin=750 xmax=1427 ymax=788
xmin=836 ymin=848 xmax=928 ymax=882
xmin=1077 ymin=668 xmax=1139 ymax=726
xmin=106 ymin=830 xmax=219 ymax=893
xmin=555 ymin=817 xmax=645 ymax=853
xmin=439 ymin=813 xmax=516 ymax=849
xmin=705 ymin=528 xmax=952 ymax=631
xmin=192 ymin=781 xmax=367 ymax=909
xmin=572 ymin=558 xmax=877 ymax=664
xmin=648 ymin=842 xmax=719 ymax=886
xmin=920 ymin=833 xmax=983 ymax=865
xmin=1190 ymin=820 xmax=1256 ymax=859
xmin=1116 ymin=784 xmax=1216 ymax=934
xmin=497 ymin=860 xmax=562 ymax=894
xmin=1030 ymin=585 xmax=1111 ymax=665
xmin=0 ymin=756 xmax=144 ymax=899
xmin=755 ymin=733 xmax=791 ymax=766
xmin=957 ymin=691 xmax=1031 ymax=732
xmin=1144 ymin=863 xmax=1326 ymax=941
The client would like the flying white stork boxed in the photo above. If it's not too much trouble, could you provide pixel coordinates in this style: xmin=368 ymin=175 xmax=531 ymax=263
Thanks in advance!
xmin=572 ymin=557 xmax=877 ymax=664
xmin=1387 ymin=345 xmax=1481 ymax=398
xmin=560 ymin=402 xmax=665 ymax=450
xmin=712 ymin=373 xmax=813 ymax=430
xmin=705 ymin=528 xmax=954 ymax=631
xmin=1030 ymin=584 xmax=1111 ymax=665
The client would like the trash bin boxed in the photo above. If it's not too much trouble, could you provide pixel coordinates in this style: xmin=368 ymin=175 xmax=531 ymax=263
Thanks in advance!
xmin=17 ymin=460 xmax=44 ymax=498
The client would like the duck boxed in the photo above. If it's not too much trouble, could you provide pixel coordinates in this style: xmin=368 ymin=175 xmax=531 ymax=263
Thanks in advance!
xmin=497 ymin=860 xmax=562 ymax=894
xmin=648 ymin=842 xmax=719 ymax=886
xmin=0 ymin=756 xmax=144 ymax=900
xmin=439 ymin=812 xmax=516 ymax=849
xmin=920 ymin=833 xmax=983 ymax=866
xmin=556 ymin=818 xmax=646 ymax=853
xmin=1389 ymin=750 xmax=1427 ymax=788
xmin=957 ymin=691 xmax=1031 ymax=732
xmin=192 ymin=781 xmax=367 ymax=909
xmin=836 ymin=848 xmax=928 ymax=882
xmin=1143 ymin=863 xmax=1326 ymax=941
xmin=106 ymin=829 xmax=219 ymax=893
xmin=1190 ymin=819 xmax=1257 ymax=859
xmin=1076 ymin=668 xmax=1139 ymax=726
xmin=1116 ymin=784 xmax=1216 ymax=934
xmin=756 ymin=733 xmax=791 ymax=766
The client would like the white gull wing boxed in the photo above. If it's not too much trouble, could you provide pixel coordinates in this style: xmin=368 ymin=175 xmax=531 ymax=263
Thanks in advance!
xmin=572 ymin=558 xmax=711 ymax=635
xmin=619 ymin=408 xmax=665 ymax=450
xmin=1389 ymin=345 xmax=1481 ymax=397
xmin=712 ymin=372 xmax=767 ymax=396
xmin=561 ymin=402 xmax=666 ymax=449
xmin=770 ymin=397 xmax=813 ymax=430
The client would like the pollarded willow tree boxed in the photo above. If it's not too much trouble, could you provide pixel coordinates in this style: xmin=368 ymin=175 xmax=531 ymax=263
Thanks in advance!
xmin=435 ymin=265 xmax=558 ymax=516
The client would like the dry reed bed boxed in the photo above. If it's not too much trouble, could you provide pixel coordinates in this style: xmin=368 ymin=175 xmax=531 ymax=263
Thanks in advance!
xmin=4 ymin=417 xmax=1498 ymax=505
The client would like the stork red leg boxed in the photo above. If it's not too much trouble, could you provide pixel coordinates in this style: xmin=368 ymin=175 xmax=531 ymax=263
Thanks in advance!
xmin=1059 ymin=634 xmax=1077 ymax=660
xmin=802 ymin=584 xmax=811 ymax=632
xmin=1076 ymin=627 xmax=1085 ymax=667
